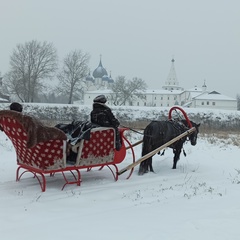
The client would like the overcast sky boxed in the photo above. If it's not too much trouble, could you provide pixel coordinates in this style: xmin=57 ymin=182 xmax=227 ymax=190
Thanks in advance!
xmin=0 ymin=0 xmax=239 ymax=98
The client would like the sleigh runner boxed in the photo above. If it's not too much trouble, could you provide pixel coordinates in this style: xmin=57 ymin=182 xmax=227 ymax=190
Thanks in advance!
xmin=0 ymin=110 xmax=135 ymax=192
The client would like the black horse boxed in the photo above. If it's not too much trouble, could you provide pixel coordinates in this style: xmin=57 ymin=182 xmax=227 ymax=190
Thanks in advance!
xmin=138 ymin=119 xmax=200 ymax=175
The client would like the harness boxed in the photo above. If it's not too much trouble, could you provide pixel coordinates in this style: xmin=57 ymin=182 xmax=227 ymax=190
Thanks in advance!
xmin=121 ymin=120 xmax=190 ymax=139
xmin=170 ymin=120 xmax=190 ymax=138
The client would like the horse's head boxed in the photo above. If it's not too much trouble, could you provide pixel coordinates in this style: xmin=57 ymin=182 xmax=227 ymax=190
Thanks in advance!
xmin=180 ymin=120 xmax=200 ymax=146
xmin=188 ymin=121 xmax=200 ymax=146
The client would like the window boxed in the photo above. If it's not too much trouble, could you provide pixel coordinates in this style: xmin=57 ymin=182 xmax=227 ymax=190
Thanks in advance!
xmin=161 ymin=97 xmax=163 ymax=100
xmin=137 ymin=102 xmax=139 ymax=106
xmin=212 ymin=102 xmax=215 ymax=106
xmin=201 ymin=102 xmax=204 ymax=105
xmin=144 ymin=102 xmax=146 ymax=106
xmin=167 ymin=97 xmax=170 ymax=100
xmin=207 ymin=101 xmax=209 ymax=105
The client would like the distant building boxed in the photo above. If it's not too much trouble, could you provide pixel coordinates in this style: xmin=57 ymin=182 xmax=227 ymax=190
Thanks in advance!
xmin=190 ymin=91 xmax=237 ymax=110
xmin=0 ymin=77 xmax=10 ymax=103
xmin=82 ymin=58 xmax=237 ymax=110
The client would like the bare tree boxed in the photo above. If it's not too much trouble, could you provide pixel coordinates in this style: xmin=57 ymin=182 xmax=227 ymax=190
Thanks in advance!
xmin=4 ymin=40 xmax=58 ymax=102
xmin=56 ymin=50 xmax=90 ymax=104
xmin=109 ymin=76 xmax=147 ymax=106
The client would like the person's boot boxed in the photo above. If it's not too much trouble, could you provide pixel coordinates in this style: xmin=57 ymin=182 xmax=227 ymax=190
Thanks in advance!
xmin=115 ymin=141 xmax=122 ymax=151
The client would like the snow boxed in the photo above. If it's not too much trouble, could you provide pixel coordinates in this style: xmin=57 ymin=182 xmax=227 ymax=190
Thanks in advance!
xmin=1 ymin=124 xmax=240 ymax=240
xmin=195 ymin=92 xmax=236 ymax=101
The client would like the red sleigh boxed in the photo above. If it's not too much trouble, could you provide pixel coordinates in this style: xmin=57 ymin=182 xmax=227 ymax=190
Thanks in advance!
xmin=0 ymin=110 xmax=135 ymax=192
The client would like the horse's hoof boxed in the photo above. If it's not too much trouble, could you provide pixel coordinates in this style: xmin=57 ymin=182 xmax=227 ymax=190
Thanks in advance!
xmin=138 ymin=168 xmax=148 ymax=175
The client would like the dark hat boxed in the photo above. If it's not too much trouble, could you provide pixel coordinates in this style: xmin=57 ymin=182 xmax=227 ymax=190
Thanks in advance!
xmin=93 ymin=95 xmax=107 ymax=103
xmin=9 ymin=102 xmax=23 ymax=112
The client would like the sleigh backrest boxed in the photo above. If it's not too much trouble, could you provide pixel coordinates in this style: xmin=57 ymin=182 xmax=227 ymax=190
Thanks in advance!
xmin=0 ymin=111 xmax=67 ymax=171
xmin=75 ymin=127 xmax=116 ymax=167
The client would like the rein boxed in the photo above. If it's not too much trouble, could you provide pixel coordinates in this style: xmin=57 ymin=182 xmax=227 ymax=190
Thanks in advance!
xmin=120 ymin=124 xmax=144 ymax=135
xmin=120 ymin=120 xmax=192 ymax=139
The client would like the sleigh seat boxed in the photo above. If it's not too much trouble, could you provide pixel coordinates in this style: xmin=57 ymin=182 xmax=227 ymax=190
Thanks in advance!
xmin=0 ymin=110 xmax=73 ymax=191
xmin=71 ymin=127 xmax=128 ymax=181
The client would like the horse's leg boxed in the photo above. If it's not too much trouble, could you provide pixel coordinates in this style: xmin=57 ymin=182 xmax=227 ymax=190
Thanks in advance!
xmin=139 ymin=136 xmax=153 ymax=175
xmin=139 ymin=158 xmax=149 ymax=175
xmin=148 ymin=158 xmax=154 ymax=172
xmin=172 ymin=148 xmax=181 ymax=169
xmin=160 ymin=149 xmax=165 ymax=156
xmin=139 ymin=122 xmax=160 ymax=175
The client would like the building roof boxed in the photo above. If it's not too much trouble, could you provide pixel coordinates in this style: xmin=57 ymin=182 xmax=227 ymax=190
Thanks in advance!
xmin=186 ymin=86 xmax=203 ymax=92
xmin=194 ymin=91 xmax=236 ymax=101
xmin=146 ymin=89 xmax=183 ymax=95
xmin=162 ymin=58 xmax=182 ymax=90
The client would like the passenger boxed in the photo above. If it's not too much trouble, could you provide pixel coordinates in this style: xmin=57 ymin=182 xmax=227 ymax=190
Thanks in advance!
xmin=0 ymin=102 xmax=23 ymax=132
xmin=90 ymin=95 xmax=122 ymax=151
xmin=7 ymin=102 xmax=77 ymax=164
xmin=9 ymin=102 xmax=23 ymax=112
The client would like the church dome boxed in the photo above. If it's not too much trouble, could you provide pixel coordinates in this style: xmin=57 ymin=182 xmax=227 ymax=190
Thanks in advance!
xmin=86 ymin=71 xmax=94 ymax=82
xmin=108 ymin=73 xmax=114 ymax=83
xmin=92 ymin=59 xmax=108 ymax=78
xmin=102 ymin=75 xmax=110 ymax=81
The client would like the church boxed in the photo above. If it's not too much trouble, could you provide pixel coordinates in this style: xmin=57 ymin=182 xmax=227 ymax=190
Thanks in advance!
xmin=83 ymin=58 xmax=237 ymax=110
xmin=84 ymin=56 xmax=114 ymax=91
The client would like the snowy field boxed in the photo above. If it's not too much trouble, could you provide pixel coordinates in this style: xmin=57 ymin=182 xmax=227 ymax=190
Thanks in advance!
xmin=1 ymin=130 xmax=240 ymax=240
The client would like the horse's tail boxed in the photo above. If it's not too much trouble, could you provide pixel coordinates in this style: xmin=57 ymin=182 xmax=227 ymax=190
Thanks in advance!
xmin=142 ymin=122 xmax=155 ymax=157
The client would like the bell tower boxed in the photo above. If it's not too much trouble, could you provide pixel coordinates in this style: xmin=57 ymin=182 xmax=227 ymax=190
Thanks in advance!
xmin=162 ymin=58 xmax=183 ymax=91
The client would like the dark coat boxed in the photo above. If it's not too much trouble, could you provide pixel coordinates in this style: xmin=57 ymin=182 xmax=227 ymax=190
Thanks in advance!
xmin=90 ymin=102 xmax=120 ymax=128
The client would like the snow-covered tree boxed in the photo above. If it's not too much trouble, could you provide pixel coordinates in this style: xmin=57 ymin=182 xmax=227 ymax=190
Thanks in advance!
xmin=56 ymin=50 xmax=90 ymax=104
xmin=5 ymin=40 xmax=58 ymax=102
xmin=109 ymin=76 xmax=147 ymax=106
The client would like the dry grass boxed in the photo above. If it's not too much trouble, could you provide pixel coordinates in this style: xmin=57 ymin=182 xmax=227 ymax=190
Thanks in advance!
xmin=199 ymin=129 xmax=240 ymax=147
